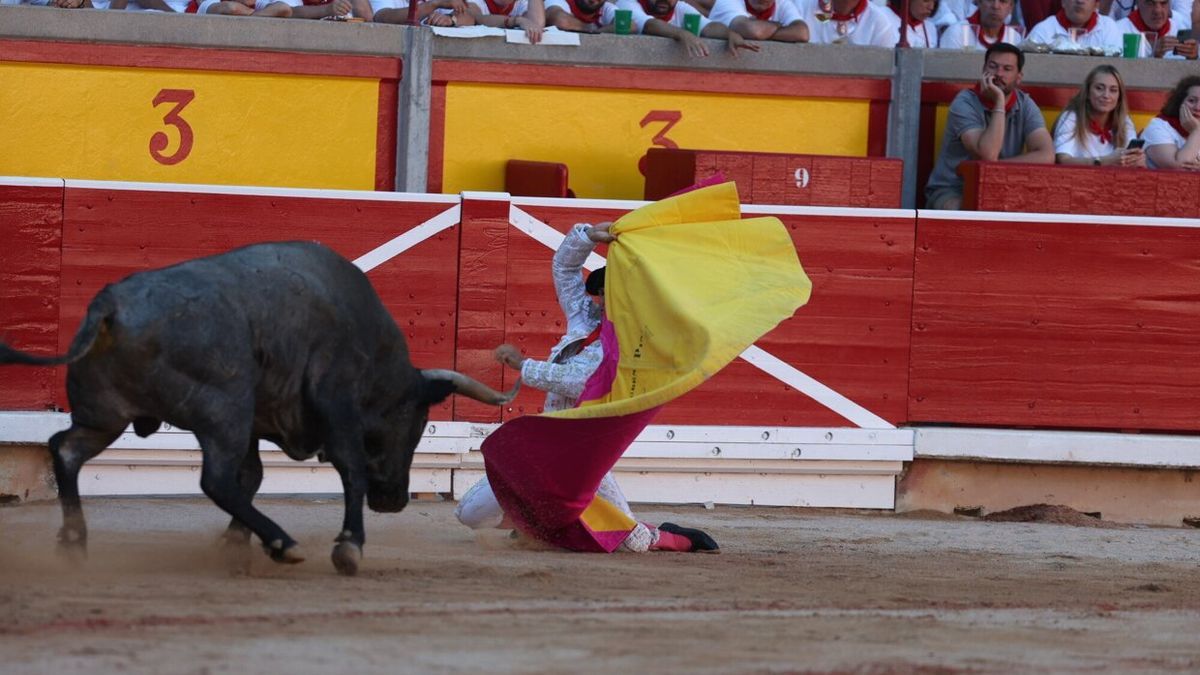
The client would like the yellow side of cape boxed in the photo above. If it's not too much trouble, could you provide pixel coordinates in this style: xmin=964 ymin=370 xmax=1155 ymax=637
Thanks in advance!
xmin=551 ymin=182 xmax=812 ymax=420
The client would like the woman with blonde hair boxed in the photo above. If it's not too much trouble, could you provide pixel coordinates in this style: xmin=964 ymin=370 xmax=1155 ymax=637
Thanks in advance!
xmin=1052 ymin=65 xmax=1144 ymax=167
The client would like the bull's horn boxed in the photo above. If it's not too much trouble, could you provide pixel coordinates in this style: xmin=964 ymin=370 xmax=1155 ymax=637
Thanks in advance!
xmin=421 ymin=370 xmax=521 ymax=405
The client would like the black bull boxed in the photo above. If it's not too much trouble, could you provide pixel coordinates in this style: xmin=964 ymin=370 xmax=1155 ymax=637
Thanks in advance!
xmin=0 ymin=241 xmax=518 ymax=575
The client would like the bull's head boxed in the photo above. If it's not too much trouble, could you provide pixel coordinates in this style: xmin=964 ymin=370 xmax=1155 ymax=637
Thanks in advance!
xmin=364 ymin=370 xmax=520 ymax=513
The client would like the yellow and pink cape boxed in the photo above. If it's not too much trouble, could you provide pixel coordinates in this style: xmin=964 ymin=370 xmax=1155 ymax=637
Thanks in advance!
xmin=482 ymin=182 xmax=812 ymax=552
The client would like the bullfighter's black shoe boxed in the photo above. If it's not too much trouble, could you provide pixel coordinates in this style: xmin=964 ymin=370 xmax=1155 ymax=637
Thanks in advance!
xmin=658 ymin=522 xmax=720 ymax=553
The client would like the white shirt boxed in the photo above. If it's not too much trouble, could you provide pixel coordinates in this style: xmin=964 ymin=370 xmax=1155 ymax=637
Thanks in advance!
xmin=617 ymin=0 xmax=712 ymax=32
xmin=881 ymin=12 xmax=939 ymax=46
xmin=1052 ymin=110 xmax=1138 ymax=159
xmin=1024 ymin=12 xmax=1124 ymax=52
xmin=930 ymin=0 xmax=1003 ymax=28
xmin=545 ymin=0 xmax=617 ymax=23
xmin=1113 ymin=16 xmax=1185 ymax=58
xmin=467 ymin=0 xmax=530 ymax=13
xmin=798 ymin=0 xmax=899 ymax=45
xmin=938 ymin=20 xmax=1024 ymax=49
xmin=1107 ymin=0 xmax=1191 ymax=26
xmin=709 ymin=0 xmax=803 ymax=26
xmin=1141 ymin=116 xmax=1195 ymax=169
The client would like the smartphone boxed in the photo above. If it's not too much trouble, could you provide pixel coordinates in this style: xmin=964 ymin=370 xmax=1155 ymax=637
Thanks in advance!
xmin=1127 ymin=138 xmax=1146 ymax=149
xmin=1178 ymin=29 xmax=1193 ymax=41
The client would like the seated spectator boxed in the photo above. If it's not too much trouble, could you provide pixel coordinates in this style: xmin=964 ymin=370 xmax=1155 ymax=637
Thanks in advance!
xmin=1142 ymin=74 xmax=1200 ymax=170
xmin=1024 ymin=0 xmax=1123 ymax=51
xmin=1114 ymin=0 xmax=1197 ymax=57
xmin=939 ymin=0 xmax=1024 ymax=49
xmin=885 ymin=0 xmax=940 ymax=46
xmin=466 ymin=0 xmax=547 ymax=43
xmin=617 ymin=0 xmax=761 ymax=55
xmin=191 ymin=0 xmax=292 ymax=15
xmin=545 ymin=0 xmax=616 ymax=32
xmin=930 ymin=0 xmax=980 ymax=28
xmin=291 ymin=0 xmax=372 ymax=19
xmin=374 ymin=0 xmax=471 ymax=24
xmin=799 ymin=0 xmax=899 ymax=45
xmin=925 ymin=42 xmax=1054 ymax=210
xmin=1052 ymin=65 xmax=1143 ymax=167
xmin=1017 ymin=0 xmax=1061 ymax=31
xmin=1104 ymin=0 xmax=1189 ymax=25
xmin=708 ymin=0 xmax=810 ymax=42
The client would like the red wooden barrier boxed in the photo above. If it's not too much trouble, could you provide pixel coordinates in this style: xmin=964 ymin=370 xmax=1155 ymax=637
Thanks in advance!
xmin=52 ymin=184 xmax=462 ymax=417
xmin=960 ymin=161 xmax=1200 ymax=218
xmin=0 ymin=179 xmax=63 ymax=410
xmin=911 ymin=211 xmax=1200 ymax=432
xmin=643 ymin=148 xmax=904 ymax=207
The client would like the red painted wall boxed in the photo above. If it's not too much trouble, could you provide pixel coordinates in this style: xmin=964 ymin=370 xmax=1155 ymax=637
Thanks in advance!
xmin=0 ymin=182 xmax=63 ymax=410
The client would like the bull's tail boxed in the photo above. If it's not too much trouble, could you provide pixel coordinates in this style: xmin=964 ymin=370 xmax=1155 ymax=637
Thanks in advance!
xmin=0 ymin=290 xmax=115 ymax=367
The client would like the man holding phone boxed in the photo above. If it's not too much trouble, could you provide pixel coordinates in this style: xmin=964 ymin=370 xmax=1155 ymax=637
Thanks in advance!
xmin=1114 ymin=0 xmax=1198 ymax=58
xmin=925 ymin=43 xmax=1055 ymax=210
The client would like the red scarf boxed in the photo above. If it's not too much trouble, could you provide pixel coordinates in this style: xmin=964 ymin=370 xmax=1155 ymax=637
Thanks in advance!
xmin=966 ymin=11 xmax=1005 ymax=47
xmin=1158 ymin=114 xmax=1190 ymax=139
xmin=185 ymin=0 xmax=198 ymax=11
xmin=889 ymin=3 xmax=922 ymax=27
xmin=744 ymin=0 xmax=776 ymax=20
xmin=1087 ymin=117 xmax=1114 ymax=145
xmin=567 ymin=0 xmax=602 ymax=23
xmin=1127 ymin=8 xmax=1169 ymax=37
xmin=975 ymin=84 xmax=1017 ymax=113
xmin=831 ymin=0 xmax=868 ymax=21
xmin=485 ymin=0 xmax=516 ymax=14
xmin=1055 ymin=8 xmax=1098 ymax=33
xmin=640 ymin=0 xmax=674 ymax=19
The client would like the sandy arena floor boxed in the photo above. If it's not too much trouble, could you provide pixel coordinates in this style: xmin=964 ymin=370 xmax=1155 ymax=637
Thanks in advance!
xmin=1 ymin=496 xmax=1198 ymax=674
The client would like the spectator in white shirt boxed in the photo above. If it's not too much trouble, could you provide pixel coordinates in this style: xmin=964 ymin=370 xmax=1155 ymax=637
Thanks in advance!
xmin=885 ymin=0 xmax=940 ymax=46
xmin=545 ymin=0 xmax=617 ymax=32
xmin=1024 ymin=0 xmax=1123 ymax=51
xmin=466 ymin=0 xmax=547 ymax=42
xmin=617 ymin=0 xmax=763 ymax=55
xmin=800 ymin=0 xmax=901 ymax=45
xmin=1052 ymin=65 xmax=1143 ymax=167
xmin=709 ymin=0 xmax=811 ymax=42
xmin=1113 ymin=0 xmax=1197 ymax=57
xmin=1142 ymin=75 xmax=1200 ymax=170
xmin=939 ymin=0 xmax=1025 ymax=49
xmin=374 ymin=0 xmax=472 ymax=24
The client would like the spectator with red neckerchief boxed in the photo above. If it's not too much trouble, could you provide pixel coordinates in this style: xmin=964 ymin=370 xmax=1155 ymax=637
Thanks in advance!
xmin=288 ymin=0 xmax=371 ymax=19
xmin=1142 ymin=75 xmax=1200 ymax=170
xmin=1113 ymin=0 xmax=1197 ymax=57
xmin=187 ymin=0 xmax=292 ymax=16
xmin=884 ymin=0 xmax=940 ymax=46
xmin=465 ymin=0 xmax=547 ymax=43
xmin=1023 ymin=0 xmax=1122 ymax=51
xmin=1052 ymin=65 xmax=1143 ymax=167
xmin=545 ymin=0 xmax=617 ymax=32
xmin=617 ymin=0 xmax=763 ymax=55
xmin=374 ymin=0 xmax=473 ymax=24
xmin=938 ymin=0 xmax=1024 ymax=50
xmin=798 ymin=0 xmax=899 ymax=45
xmin=924 ymin=42 xmax=1054 ymax=210
xmin=708 ymin=0 xmax=810 ymax=42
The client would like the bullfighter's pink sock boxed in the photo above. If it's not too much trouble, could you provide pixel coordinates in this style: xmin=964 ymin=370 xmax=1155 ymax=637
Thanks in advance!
xmin=648 ymin=527 xmax=693 ymax=552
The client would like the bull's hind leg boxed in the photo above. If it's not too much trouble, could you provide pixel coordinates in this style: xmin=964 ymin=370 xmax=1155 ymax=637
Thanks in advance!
xmin=219 ymin=440 xmax=264 ymax=574
xmin=48 ymin=424 xmax=123 ymax=562
xmin=195 ymin=430 xmax=304 ymax=565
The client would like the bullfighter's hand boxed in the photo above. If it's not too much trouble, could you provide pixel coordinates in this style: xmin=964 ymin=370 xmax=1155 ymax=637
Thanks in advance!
xmin=587 ymin=222 xmax=617 ymax=243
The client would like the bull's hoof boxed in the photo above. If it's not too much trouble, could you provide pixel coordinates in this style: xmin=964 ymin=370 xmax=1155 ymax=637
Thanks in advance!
xmin=264 ymin=539 xmax=306 ymax=565
xmin=331 ymin=541 xmax=362 ymax=576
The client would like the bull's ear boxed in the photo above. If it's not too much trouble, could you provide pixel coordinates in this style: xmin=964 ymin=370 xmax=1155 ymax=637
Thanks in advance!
xmin=422 ymin=378 xmax=456 ymax=405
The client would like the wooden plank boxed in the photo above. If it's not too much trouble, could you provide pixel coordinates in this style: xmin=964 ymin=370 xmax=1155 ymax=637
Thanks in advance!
xmin=57 ymin=185 xmax=460 ymax=418
xmin=454 ymin=194 xmax=511 ymax=423
xmin=0 ymin=182 xmax=63 ymax=410
xmin=911 ymin=215 xmax=1200 ymax=432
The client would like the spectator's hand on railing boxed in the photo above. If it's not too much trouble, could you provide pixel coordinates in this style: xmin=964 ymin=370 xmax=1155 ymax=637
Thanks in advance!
xmin=444 ymin=0 xmax=469 ymax=14
xmin=727 ymin=31 xmax=761 ymax=57
xmin=681 ymin=32 xmax=711 ymax=58
xmin=51 ymin=0 xmax=85 ymax=8
xmin=514 ymin=17 xmax=544 ymax=44
xmin=327 ymin=0 xmax=352 ymax=16
xmin=427 ymin=11 xmax=455 ymax=25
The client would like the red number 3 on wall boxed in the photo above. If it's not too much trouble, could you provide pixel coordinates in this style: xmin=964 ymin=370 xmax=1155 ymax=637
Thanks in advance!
xmin=637 ymin=110 xmax=682 ymax=177
xmin=149 ymin=89 xmax=196 ymax=166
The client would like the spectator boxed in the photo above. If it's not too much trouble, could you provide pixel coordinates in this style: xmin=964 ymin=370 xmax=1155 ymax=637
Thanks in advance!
xmin=939 ymin=0 xmax=1024 ymax=49
xmin=1052 ymin=65 xmax=1143 ymax=167
xmin=1016 ymin=0 xmax=1060 ymax=31
xmin=466 ymin=0 xmax=546 ymax=43
xmin=190 ymin=0 xmax=292 ymax=15
xmin=1024 ymin=0 xmax=1123 ymax=51
xmin=925 ymin=42 xmax=1054 ymax=210
xmin=374 ymin=0 xmax=471 ymax=24
xmin=885 ymin=0 xmax=940 ymax=46
xmin=617 ymin=0 xmax=762 ymax=55
xmin=291 ymin=0 xmax=372 ymax=19
xmin=708 ymin=0 xmax=810 ymax=42
xmin=931 ymin=0 xmax=981 ymax=28
xmin=545 ymin=0 xmax=617 ymax=32
xmin=799 ymin=0 xmax=899 ymax=45
xmin=1114 ymin=0 xmax=1197 ymax=57
xmin=1103 ymin=0 xmax=1189 ymax=25
xmin=1142 ymin=74 xmax=1200 ymax=170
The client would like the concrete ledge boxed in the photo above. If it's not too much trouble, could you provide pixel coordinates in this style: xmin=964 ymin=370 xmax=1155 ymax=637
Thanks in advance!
xmin=0 ymin=444 xmax=54 ymax=503
xmin=923 ymin=48 xmax=1192 ymax=90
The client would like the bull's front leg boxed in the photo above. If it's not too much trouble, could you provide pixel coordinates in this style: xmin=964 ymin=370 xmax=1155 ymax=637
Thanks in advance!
xmin=325 ymin=445 xmax=368 ymax=576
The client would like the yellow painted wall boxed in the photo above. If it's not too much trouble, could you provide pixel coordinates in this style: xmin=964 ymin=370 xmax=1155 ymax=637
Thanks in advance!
xmin=442 ymin=82 xmax=872 ymax=200
xmin=0 ymin=62 xmax=381 ymax=190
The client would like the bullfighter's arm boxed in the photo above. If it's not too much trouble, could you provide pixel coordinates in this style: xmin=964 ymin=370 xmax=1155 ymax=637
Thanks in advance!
xmin=552 ymin=224 xmax=602 ymax=336
xmin=518 ymin=342 xmax=605 ymax=400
